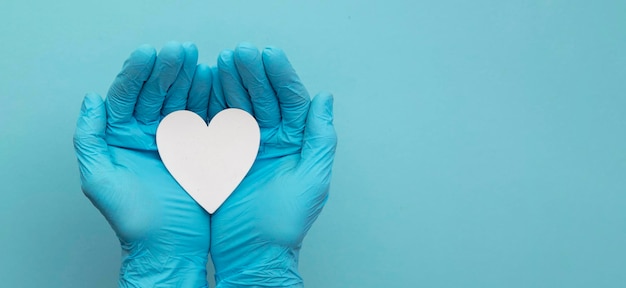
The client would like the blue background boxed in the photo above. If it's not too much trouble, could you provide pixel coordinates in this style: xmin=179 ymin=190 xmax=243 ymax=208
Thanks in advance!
xmin=1 ymin=1 xmax=625 ymax=287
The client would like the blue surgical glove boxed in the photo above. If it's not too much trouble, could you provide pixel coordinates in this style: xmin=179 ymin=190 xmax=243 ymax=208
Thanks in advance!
xmin=209 ymin=43 xmax=337 ymax=287
xmin=73 ymin=42 xmax=214 ymax=287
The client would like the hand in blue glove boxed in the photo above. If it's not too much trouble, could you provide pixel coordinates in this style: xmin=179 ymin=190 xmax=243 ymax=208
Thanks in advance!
xmin=209 ymin=43 xmax=337 ymax=287
xmin=73 ymin=42 xmax=213 ymax=287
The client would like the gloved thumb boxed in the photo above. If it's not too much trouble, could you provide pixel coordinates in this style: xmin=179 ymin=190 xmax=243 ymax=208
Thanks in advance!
xmin=298 ymin=92 xmax=337 ymax=179
xmin=73 ymin=93 xmax=114 ymax=183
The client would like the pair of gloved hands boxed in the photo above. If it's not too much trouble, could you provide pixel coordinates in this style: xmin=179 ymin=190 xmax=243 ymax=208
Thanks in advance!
xmin=73 ymin=42 xmax=336 ymax=287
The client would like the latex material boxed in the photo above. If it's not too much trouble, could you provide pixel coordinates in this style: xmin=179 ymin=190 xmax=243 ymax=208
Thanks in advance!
xmin=210 ymin=43 xmax=337 ymax=287
xmin=73 ymin=42 xmax=212 ymax=287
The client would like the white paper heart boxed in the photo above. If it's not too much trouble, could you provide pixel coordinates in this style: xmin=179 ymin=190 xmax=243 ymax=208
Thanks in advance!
xmin=156 ymin=108 xmax=260 ymax=214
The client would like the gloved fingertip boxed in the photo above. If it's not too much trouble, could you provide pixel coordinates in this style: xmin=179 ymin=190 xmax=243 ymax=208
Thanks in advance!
xmin=261 ymin=47 xmax=292 ymax=74
xmin=126 ymin=45 xmax=157 ymax=69
xmin=183 ymin=42 xmax=199 ymax=58
xmin=76 ymin=93 xmax=106 ymax=139
xmin=312 ymin=92 xmax=334 ymax=124
xmin=236 ymin=42 xmax=256 ymax=50
xmin=321 ymin=92 xmax=334 ymax=118
xmin=262 ymin=46 xmax=284 ymax=57
xmin=210 ymin=64 xmax=220 ymax=78
xmin=218 ymin=50 xmax=235 ymax=64
xmin=182 ymin=41 xmax=197 ymax=49
xmin=81 ymin=93 xmax=104 ymax=115
xmin=135 ymin=44 xmax=157 ymax=57
xmin=235 ymin=43 xmax=259 ymax=62
xmin=190 ymin=64 xmax=212 ymax=95
xmin=161 ymin=41 xmax=185 ymax=60
xmin=195 ymin=63 xmax=211 ymax=78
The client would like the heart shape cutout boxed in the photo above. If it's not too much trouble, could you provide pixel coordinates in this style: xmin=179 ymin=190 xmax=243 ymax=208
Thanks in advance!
xmin=156 ymin=108 xmax=260 ymax=214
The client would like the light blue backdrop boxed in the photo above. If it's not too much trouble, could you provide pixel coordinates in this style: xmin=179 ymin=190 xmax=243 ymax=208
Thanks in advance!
xmin=1 ymin=1 xmax=625 ymax=287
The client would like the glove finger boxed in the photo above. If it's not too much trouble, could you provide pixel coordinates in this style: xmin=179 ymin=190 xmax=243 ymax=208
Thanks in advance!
xmin=218 ymin=50 xmax=254 ymax=115
xmin=298 ymin=92 xmax=337 ymax=180
xmin=186 ymin=64 xmax=212 ymax=121
xmin=74 ymin=93 xmax=114 ymax=193
xmin=262 ymin=47 xmax=310 ymax=131
xmin=234 ymin=43 xmax=280 ymax=128
xmin=208 ymin=65 xmax=227 ymax=122
xmin=161 ymin=42 xmax=198 ymax=116
xmin=134 ymin=41 xmax=185 ymax=124
xmin=106 ymin=45 xmax=156 ymax=124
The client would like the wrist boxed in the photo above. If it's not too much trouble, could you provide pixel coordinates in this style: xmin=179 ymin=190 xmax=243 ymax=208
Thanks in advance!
xmin=119 ymin=247 xmax=208 ymax=288
xmin=213 ymin=245 xmax=302 ymax=288
xmin=215 ymin=271 xmax=303 ymax=288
